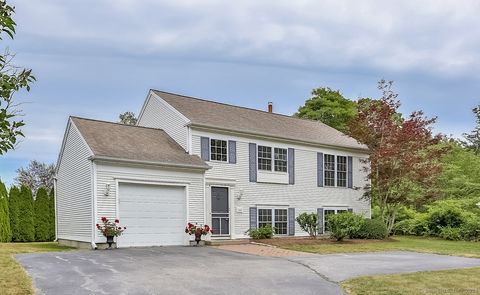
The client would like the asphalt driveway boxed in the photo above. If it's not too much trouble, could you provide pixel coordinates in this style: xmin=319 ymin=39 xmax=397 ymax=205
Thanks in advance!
xmin=16 ymin=246 xmax=340 ymax=295
xmin=16 ymin=246 xmax=480 ymax=295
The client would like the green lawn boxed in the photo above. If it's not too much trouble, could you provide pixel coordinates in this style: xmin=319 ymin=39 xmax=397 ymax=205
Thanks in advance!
xmin=267 ymin=236 xmax=480 ymax=294
xmin=276 ymin=236 xmax=480 ymax=258
xmin=0 ymin=242 xmax=74 ymax=295
xmin=342 ymin=267 xmax=480 ymax=295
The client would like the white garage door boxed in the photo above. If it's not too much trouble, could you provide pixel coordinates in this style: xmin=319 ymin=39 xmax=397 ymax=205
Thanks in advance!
xmin=117 ymin=183 xmax=187 ymax=247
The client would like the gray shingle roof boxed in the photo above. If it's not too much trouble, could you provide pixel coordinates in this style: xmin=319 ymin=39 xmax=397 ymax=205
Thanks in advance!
xmin=71 ymin=117 xmax=209 ymax=169
xmin=152 ymin=90 xmax=368 ymax=151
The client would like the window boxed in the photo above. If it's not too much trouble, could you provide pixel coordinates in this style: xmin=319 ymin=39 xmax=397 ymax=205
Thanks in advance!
xmin=258 ymin=209 xmax=272 ymax=228
xmin=337 ymin=156 xmax=347 ymax=187
xmin=324 ymin=208 xmax=349 ymax=232
xmin=258 ymin=146 xmax=272 ymax=171
xmin=258 ymin=208 xmax=288 ymax=235
xmin=210 ymin=139 xmax=227 ymax=162
xmin=274 ymin=148 xmax=287 ymax=172
xmin=274 ymin=209 xmax=288 ymax=235
xmin=324 ymin=154 xmax=335 ymax=186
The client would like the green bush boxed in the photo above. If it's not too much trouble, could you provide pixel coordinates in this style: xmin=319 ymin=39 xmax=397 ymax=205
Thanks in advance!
xmin=9 ymin=186 xmax=20 ymax=241
xmin=296 ymin=212 xmax=318 ymax=238
xmin=460 ymin=218 xmax=480 ymax=242
xmin=439 ymin=226 xmax=462 ymax=241
xmin=34 ymin=187 xmax=52 ymax=241
xmin=246 ymin=226 xmax=274 ymax=239
xmin=48 ymin=188 xmax=55 ymax=241
xmin=0 ymin=181 xmax=11 ymax=242
xmin=327 ymin=212 xmax=364 ymax=241
xmin=393 ymin=214 xmax=429 ymax=236
xmin=353 ymin=218 xmax=387 ymax=239
xmin=427 ymin=205 xmax=465 ymax=235
xmin=15 ymin=186 xmax=35 ymax=242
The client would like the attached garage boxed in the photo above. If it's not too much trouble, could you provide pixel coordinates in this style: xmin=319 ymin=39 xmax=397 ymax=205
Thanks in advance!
xmin=56 ymin=117 xmax=209 ymax=249
xmin=117 ymin=183 xmax=187 ymax=247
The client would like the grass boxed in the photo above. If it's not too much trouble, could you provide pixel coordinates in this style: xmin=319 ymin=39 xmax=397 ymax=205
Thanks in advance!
xmin=342 ymin=267 xmax=480 ymax=295
xmin=271 ymin=236 xmax=480 ymax=258
xmin=0 ymin=242 xmax=74 ymax=295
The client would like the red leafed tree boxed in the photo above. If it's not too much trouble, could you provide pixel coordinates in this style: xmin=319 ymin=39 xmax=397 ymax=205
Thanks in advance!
xmin=347 ymin=80 xmax=449 ymax=234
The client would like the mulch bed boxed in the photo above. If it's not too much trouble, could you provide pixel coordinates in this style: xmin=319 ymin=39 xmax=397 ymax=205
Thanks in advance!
xmin=255 ymin=237 xmax=396 ymax=247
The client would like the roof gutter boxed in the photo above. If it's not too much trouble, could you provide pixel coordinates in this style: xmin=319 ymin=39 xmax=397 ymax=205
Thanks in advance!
xmin=88 ymin=156 xmax=211 ymax=170
xmin=188 ymin=123 xmax=370 ymax=153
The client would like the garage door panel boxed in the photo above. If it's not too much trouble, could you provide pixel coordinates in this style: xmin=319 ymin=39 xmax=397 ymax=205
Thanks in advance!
xmin=117 ymin=183 xmax=187 ymax=247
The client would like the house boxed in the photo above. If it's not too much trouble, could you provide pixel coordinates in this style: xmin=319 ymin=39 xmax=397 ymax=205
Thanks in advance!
xmin=55 ymin=90 xmax=370 ymax=248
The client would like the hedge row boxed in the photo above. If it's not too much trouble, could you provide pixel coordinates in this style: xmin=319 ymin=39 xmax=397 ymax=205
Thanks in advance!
xmin=0 ymin=181 xmax=55 ymax=242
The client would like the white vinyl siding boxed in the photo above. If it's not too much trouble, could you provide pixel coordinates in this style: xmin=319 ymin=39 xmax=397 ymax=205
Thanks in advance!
xmin=137 ymin=93 xmax=189 ymax=151
xmin=56 ymin=122 xmax=93 ymax=242
xmin=94 ymin=162 xmax=204 ymax=244
xmin=191 ymin=130 xmax=370 ymax=239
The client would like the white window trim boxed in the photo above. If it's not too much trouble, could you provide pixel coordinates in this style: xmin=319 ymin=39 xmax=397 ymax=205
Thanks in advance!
xmin=210 ymin=138 xmax=229 ymax=163
xmin=257 ymin=145 xmax=288 ymax=174
xmin=257 ymin=207 xmax=289 ymax=236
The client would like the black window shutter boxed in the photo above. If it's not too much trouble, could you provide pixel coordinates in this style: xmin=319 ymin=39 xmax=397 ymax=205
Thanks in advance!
xmin=200 ymin=137 xmax=210 ymax=161
xmin=249 ymin=143 xmax=257 ymax=182
xmin=347 ymin=156 xmax=353 ymax=188
xmin=317 ymin=152 xmax=324 ymax=187
xmin=249 ymin=207 xmax=257 ymax=230
xmin=288 ymin=148 xmax=295 ymax=185
xmin=228 ymin=140 xmax=237 ymax=164
xmin=317 ymin=208 xmax=324 ymax=234
xmin=288 ymin=208 xmax=295 ymax=236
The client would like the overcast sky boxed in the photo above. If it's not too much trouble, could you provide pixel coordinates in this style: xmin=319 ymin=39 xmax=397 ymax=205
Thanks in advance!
xmin=1 ymin=0 xmax=479 ymax=187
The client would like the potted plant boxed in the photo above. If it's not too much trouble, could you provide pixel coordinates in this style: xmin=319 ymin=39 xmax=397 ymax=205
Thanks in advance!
xmin=96 ymin=217 xmax=126 ymax=249
xmin=185 ymin=222 xmax=212 ymax=245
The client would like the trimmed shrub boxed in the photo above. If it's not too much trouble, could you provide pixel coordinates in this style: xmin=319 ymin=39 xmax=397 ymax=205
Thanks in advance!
xmin=296 ymin=212 xmax=318 ymax=238
xmin=48 ymin=188 xmax=55 ymax=241
xmin=439 ymin=226 xmax=462 ymax=241
xmin=460 ymin=218 xmax=480 ymax=242
xmin=246 ymin=226 xmax=274 ymax=239
xmin=327 ymin=212 xmax=364 ymax=241
xmin=353 ymin=218 xmax=387 ymax=239
xmin=393 ymin=214 xmax=429 ymax=236
xmin=16 ymin=186 xmax=35 ymax=242
xmin=0 ymin=181 xmax=11 ymax=242
xmin=427 ymin=205 xmax=465 ymax=235
xmin=9 ymin=186 xmax=20 ymax=241
xmin=34 ymin=187 xmax=51 ymax=241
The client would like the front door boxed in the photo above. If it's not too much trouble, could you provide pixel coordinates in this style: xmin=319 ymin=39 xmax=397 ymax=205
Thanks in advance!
xmin=211 ymin=187 xmax=229 ymax=236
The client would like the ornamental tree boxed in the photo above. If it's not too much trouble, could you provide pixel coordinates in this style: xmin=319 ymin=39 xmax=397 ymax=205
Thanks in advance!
xmin=34 ymin=187 xmax=51 ymax=241
xmin=347 ymin=80 xmax=449 ymax=234
xmin=15 ymin=185 xmax=35 ymax=241
xmin=8 ymin=185 xmax=19 ymax=240
xmin=0 ymin=180 xmax=11 ymax=242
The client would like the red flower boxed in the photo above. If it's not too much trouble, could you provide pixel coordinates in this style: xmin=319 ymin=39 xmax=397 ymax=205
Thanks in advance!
xmin=187 ymin=222 xmax=194 ymax=228
xmin=101 ymin=217 xmax=107 ymax=222
xmin=115 ymin=219 xmax=119 ymax=223
xmin=185 ymin=227 xmax=189 ymax=233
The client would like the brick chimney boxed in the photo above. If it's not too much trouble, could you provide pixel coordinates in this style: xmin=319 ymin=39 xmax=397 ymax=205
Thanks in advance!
xmin=268 ymin=102 xmax=273 ymax=113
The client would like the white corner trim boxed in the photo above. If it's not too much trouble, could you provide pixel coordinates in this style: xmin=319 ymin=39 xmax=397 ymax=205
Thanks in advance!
xmin=136 ymin=91 xmax=154 ymax=125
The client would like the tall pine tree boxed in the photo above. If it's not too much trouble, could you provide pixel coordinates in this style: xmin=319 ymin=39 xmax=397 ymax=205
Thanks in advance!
xmin=0 ymin=181 xmax=11 ymax=242
xmin=9 ymin=186 xmax=20 ymax=241
xmin=34 ymin=187 xmax=50 ymax=241
xmin=48 ymin=188 xmax=55 ymax=241
xmin=16 ymin=185 xmax=35 ymax=242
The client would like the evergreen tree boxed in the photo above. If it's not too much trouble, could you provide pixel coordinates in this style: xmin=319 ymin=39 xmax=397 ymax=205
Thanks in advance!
xmin=8 ymin=186 xmax=20 ymax=241
xmin=16 ymin=186 xmax=35 ymax=242
xmin=48 ymin=188 xmax=55 ymax=241
xmin=0 ymin=181 xmax=12 ymax=242
xmin=34 ymin=187 xmax=50 ymax=241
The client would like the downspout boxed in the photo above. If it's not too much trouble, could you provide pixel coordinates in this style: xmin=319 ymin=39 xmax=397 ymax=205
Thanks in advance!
xmin=91 ymin=160 xmax=98 ymax=250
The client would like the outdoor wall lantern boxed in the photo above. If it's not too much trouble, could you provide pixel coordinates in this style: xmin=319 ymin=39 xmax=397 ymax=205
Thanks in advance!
xmin=104 ymin=184 xmax=111 ymax=196
xmin=236 ymin=189 xmax=244 ymax=200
